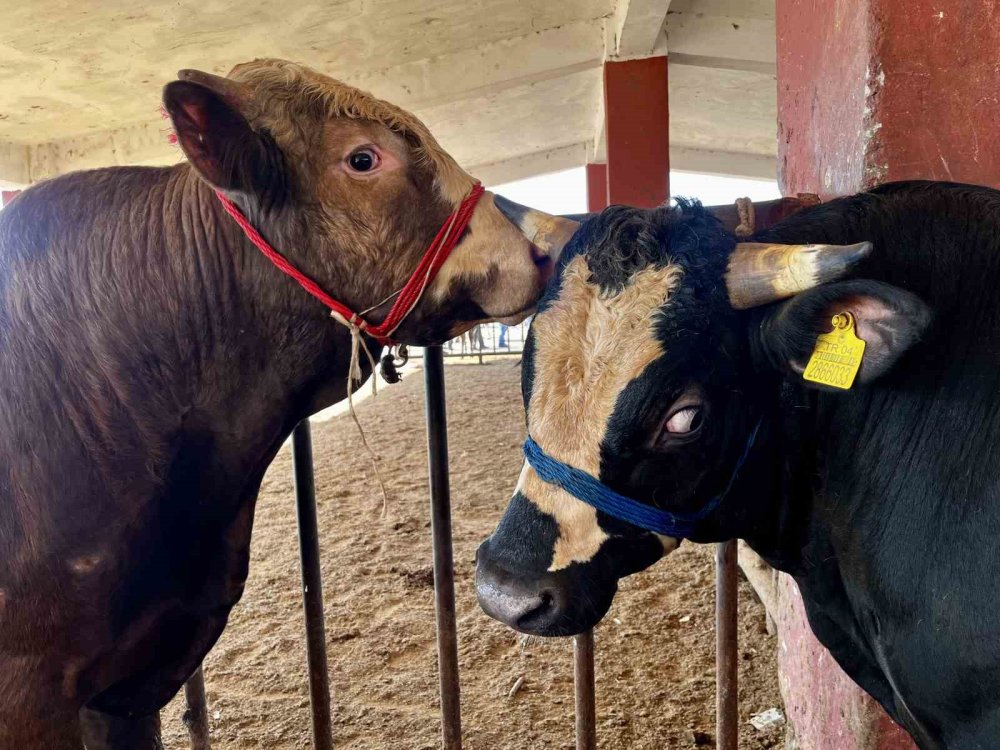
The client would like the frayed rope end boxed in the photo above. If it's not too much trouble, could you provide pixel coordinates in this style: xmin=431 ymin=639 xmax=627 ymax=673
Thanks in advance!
xmin=339 ymin=316 xmax=391 ymax=516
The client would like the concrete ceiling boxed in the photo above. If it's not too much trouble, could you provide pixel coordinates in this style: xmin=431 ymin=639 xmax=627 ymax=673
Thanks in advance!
xmin=0 ymin=0 xmax=776 ymax=188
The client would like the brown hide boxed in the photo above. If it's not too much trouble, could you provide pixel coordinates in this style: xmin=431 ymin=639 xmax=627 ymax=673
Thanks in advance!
xmin=0 ymin=58 xmax=567 ymax=749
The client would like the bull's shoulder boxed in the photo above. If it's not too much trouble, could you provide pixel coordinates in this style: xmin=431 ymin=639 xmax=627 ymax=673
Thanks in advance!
xmin=1 ymin=167 xmax=179 ymax=257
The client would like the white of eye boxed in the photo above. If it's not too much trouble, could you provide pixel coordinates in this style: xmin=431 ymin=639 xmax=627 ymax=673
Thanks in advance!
xmin=665 ymin=406 xmax=702 ymax=434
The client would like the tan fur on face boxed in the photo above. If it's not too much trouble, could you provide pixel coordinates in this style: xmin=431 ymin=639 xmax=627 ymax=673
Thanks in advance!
xmin=224 ymin=59 xmax=541 ymax=326
xmin=429 ymin=190 xmax=545 ymax=323
xmin=525 ymin=256 xmax=683 ymax=570
xmin=228 ymin=59 xmax=473 ymax=204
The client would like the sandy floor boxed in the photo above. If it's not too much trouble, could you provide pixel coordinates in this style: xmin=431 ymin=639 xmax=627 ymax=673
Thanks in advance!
xmin=162 ymin=361 xmax=783 ymax=749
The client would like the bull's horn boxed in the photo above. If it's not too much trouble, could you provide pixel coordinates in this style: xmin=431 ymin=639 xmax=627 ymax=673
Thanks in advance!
xmin=177 ymin=69 xmax=255 ymax=110
xmin=726 ymin=241 xmax=873 ymax=309
xmin=494 ymin=195 xmax=580 ymax=259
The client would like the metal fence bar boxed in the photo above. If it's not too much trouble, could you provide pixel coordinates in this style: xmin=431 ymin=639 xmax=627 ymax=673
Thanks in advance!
xmin=423 ymin=346 xmax=464 ymax=749
xmin=574 ymin=630 xmax=597 ymax=750
xmin=716 ymin=540 xmax=739 ymax=750
xmin=292 ymin=420 xmax=335 ymax=750
xmin=183 ymin=666 xmax=212 ymax=750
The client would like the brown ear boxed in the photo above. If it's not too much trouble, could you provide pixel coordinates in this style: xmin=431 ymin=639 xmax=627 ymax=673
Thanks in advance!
xmin=162 ymin=71 xmax=283 ymax=196
xmin=176 ymin=69 xmax=255 ymax=112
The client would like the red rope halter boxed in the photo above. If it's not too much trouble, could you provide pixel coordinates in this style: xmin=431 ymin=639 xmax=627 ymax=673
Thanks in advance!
xmin=216 ymin=182 xmax=486 ymax=345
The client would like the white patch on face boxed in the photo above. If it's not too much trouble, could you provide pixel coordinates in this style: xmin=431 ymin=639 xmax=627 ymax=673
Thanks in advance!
xmin=516 ymin=460 xmax=608 ymax=570
xmin=522 ymin=256 xmax=684 ymax=571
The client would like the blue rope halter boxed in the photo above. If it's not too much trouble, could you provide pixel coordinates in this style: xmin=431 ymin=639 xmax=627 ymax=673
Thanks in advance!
xmin=522 ymin=419 xmax=762 ymax=538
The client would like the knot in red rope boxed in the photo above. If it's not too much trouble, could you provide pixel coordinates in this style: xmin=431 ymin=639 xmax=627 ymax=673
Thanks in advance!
xmin=216 ymin=182 xmax=486 ymax=346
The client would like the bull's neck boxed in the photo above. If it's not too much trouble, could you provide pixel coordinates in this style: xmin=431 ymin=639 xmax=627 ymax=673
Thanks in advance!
xmin=730 ymin=394 xmax=819 ymax=575
xmin=155 ymin=167 xmax=357 ymax=422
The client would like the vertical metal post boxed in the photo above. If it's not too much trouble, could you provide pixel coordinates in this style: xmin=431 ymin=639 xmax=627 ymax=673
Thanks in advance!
xmin=574 ymin=630 xmax=597 ymax=750
xmin=183 ymin=666 xmax=211 ymax=750
xmin=292 ymin=420 xmax=334 ymax=750
xmin=423 ymin=345 xmax=464 ymax=750
xmin=716 ymin=540 xmax=739 ymax=750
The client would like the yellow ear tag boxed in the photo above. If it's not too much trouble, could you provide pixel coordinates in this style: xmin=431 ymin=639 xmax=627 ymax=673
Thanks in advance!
xmin=803 ymin=312 xmax=866 ymax=390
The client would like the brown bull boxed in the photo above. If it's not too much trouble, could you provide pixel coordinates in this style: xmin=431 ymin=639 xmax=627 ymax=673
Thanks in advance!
xmin=0 ymin=58 xmax=576 ymax=749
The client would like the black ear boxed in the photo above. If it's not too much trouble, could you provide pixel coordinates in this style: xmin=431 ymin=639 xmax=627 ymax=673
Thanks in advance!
xmin=162 ymin=78 xmax=284 ymax=196
xmin=754 ymin=280 xmax=933 ymax=387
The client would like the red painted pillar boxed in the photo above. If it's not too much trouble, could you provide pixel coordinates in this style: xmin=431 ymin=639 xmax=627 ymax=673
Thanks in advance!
xmin=774 ymin=1 xmax=1000 ymax=748
xmin=586 ymin=163 xmax=608 ymax=212
xmin=0 ymin=190 xmax=20 ymax=208
xmin=779 ymin=0 xmax=1000 ymax=199
xmin=603 ymin=57 xmax=669 ymax=207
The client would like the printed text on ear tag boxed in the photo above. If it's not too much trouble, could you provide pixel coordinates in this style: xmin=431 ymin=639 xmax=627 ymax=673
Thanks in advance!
xmin=803 ymin=312 xmax=866 ymax=390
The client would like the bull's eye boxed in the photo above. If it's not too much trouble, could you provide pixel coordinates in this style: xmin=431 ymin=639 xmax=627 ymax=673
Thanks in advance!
xmin=347 ymin=148 xmax=379 ymax=173
xmin=665 ymin=406 xmax=703 ymax=435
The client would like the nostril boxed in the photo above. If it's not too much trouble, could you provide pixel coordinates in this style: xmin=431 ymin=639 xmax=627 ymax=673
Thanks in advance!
xmin=514 ymin=589 xmax=557 ymax=631
xmin=476 ymin=555 xmax=612 ymax=637
xmin=476 ymin=572 xmax=555 ymax=630
xmin=476 ymin=557 xmax=569 ymax=634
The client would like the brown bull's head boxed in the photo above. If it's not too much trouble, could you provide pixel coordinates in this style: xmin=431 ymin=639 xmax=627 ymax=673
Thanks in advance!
xmin=476 ymin=200 xmax=931 ymax=636
xmin=162 ymin=59 xmax=578 ymax=344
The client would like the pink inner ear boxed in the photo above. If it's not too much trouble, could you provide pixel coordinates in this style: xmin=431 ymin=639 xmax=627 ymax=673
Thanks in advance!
xmin=833 ymin=296 xmax=893 ymax=345
xmin=178 ymin=99 xmax=209 ymax=132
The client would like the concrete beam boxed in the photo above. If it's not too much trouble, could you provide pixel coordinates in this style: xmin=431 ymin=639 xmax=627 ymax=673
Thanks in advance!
xmin=665 ymin=12 xmax=776 ymax=65
xmin=669 ymin=64 xmax=777 ymax=159
xmin=0 ymin=142 xmax=30 ymax=187
xmin=472 ymin=142 xmax=589 ymax=187
xmin=611 ymin=0 xmax=672 ymax=58
xmin=591 ymin=92 xmax=607 ymax=162
xmin=670 ymin=52 xmax=776 ymax=76
xmin=668 ymin=0 xmax=774 ymax=21
xmin=351 ymin=20 xmax=604 ymax=110
xmin=23 ymin=21 xmax=605 ymax=183
xmin=670 ymin=146 xmax=777 ymax=180
xmin=28 ymin=121 xmax=182 ymax=182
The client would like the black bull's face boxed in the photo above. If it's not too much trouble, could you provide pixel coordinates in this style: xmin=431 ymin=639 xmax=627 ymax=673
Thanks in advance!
xmin=475 ymin=206 xmax=748 ymax=636
xmin=475 ymin=201 xmax=927 ymax=637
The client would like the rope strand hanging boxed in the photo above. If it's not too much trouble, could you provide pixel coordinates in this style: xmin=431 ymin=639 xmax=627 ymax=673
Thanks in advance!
xmin=216 ymin=182 xmax=486 ymax=514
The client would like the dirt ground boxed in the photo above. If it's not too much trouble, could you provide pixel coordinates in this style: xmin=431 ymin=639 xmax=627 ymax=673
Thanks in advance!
xmin=162 ymin=361 xmax=783 ymax=749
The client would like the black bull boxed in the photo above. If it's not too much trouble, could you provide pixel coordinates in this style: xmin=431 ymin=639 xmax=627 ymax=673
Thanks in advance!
xmin=477 ymin=181 xmax=1000 ymax=750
